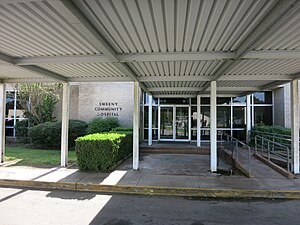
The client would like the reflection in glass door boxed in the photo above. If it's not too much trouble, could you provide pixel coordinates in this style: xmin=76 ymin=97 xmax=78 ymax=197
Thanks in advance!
xmin=175 ymin=107 xmax=189 ymax=140
xmin=160 ymin=107 xmax=174 ymax=140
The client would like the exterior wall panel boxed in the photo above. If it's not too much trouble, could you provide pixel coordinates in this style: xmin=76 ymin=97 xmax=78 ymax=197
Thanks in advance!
xmin=78 ymin=82 xmax=134 ymax=127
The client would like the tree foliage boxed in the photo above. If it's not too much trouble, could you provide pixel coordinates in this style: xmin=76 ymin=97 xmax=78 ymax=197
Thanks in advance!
xmin=15 ymin=83 xmax=62 ymax=126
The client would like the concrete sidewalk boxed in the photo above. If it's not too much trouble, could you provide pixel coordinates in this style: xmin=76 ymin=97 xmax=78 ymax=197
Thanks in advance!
xmin=0 ymin=154 xmax=300 ymax=199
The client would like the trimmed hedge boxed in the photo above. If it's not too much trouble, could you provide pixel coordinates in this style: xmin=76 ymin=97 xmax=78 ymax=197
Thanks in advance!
xmin=15 ymin=120 xmax=29 ymax=143
xmin=75 ymin=132 xmax=133 ymax=171
xmin=28 ymin=120 xmax=88 ymax=148
xmin=250 ymin=125 xmax=292 ymax=146
xmin=251 ymin=125 xmax=291 ymax=136
xmin=111 ymin=127 xmax=133 ymax=132
xmin=88 ymin=117 xmax=120 ymax=134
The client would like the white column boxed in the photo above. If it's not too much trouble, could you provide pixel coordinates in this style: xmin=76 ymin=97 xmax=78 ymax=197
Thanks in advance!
xmin=0 ymin=84 xmax=6 ymax=163
xmin=291 ymin=80 xmax=299 ymax=174
xmin=133 ymin=81 xmax=140 ymax=170
xmin=246 ymin=95 xmax=251 ymax=144
xmin=148 ymin=95 xmax=152 ymax=146
xmin=61 ymin=82 xmax=70 ymax=167
xmin=210 ymin=81 xmax=217 ymax=172
xmin=13 ymin=91 xmax=17 ymax=138
xmin=197 ymin=95 xmax=201 ymax=147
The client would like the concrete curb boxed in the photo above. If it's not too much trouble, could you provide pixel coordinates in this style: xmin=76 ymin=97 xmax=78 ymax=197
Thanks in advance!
xmin=1 ymin=179 xmax=300 ymax=199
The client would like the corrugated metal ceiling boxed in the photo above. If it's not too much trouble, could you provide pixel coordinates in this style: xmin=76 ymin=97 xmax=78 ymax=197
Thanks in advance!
xmin=0 ymin=1 xmax=102 ymax=57
xmin=79 ymin=0 xmax=275 ymax=53
xmin=0 ymin=0 xmax=299 ymax=96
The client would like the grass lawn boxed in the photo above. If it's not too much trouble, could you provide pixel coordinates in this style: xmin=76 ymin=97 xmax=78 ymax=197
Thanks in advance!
xmin=5 ymin=146 xmax=77 ymax=168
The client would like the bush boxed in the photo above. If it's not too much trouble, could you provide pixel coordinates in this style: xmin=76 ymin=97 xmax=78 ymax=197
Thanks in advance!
xmin=252 ymin=125 xmax=291 ymax=136
xmin=88 ymin=117 xmax=120 ymax=134
xmin=111 ymin=127 xmax=133 ymax=132
xmin=75 ymin=132 xmax=133 ymax=171
xmin=250 ymin=125 xmax=291 ymax=146
xmin=15 ymin=120 xmax=29 ymax=143
xmin=28 ymin=120 xmax=88 ymax=148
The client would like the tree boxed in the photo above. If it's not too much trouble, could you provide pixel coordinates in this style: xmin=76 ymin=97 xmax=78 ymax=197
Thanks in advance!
xmin=15 ymin=83 xmax=62 ymax=126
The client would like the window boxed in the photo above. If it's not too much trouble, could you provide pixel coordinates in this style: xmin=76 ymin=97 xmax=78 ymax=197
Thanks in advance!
xmin=254 ymin=106 xmax=273 ymax=126
xmin=217 ymin=106 xmax=230 ymax=128
xmin=253 ymin=91 xmax=272 ymax=104
xmin=5 ymin=91 xmax=25 ymax=137
xmin=233 ymin=106 xmax=246 ymax=128
xmin=201 ymin=106 xmax=210 ymax=128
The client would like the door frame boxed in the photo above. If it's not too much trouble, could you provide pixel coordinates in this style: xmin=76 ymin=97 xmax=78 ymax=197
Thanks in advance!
xmin=158 ymin=105 xmax=191 ymax=141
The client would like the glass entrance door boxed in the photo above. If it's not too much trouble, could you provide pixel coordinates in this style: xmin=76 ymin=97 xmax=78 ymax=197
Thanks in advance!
xmin=175 ymin=106 xmax=189 ymax=140
xmin=159 ymin=106 xmax=190 ymax=141
xmin=160 ymin=107 xmax=174 ymax=140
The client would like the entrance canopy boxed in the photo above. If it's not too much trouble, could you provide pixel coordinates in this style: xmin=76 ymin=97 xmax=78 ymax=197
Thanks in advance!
xmin=0 ymin=0 xmax=300 ymax=96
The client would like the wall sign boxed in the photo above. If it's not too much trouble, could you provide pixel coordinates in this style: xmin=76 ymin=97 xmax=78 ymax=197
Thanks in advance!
xmin=94 ymin=102 xmax=123 ymax=117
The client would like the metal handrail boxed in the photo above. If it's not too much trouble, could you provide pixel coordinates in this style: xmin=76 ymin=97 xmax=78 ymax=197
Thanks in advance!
xmin=251 ymin=130 xmax=299 ymax=150
xmin=254 ymin=135 xmax=291 ymax=172
xmin=220 ymin=131 xmax=252 ymax=174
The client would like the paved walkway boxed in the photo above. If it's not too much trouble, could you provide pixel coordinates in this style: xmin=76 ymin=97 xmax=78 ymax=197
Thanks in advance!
xmin=0 ymin=154 xmax=300 ymax=199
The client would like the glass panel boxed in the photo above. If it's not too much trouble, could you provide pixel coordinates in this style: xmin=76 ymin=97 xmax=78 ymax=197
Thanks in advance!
xmin=160 ymin=107 xmax=174 ymax=139
xmin=217 ymin=106 xmax=231 ymax=128
xmin=233 ymin=130 xmax=246 ymax=142
xmin=201 ymin=97 xmax=210 ymax=104
xmin=144 ymin=106 xmax=148 ymax=127
xmin=152 ymin=129 xmax=158 ymax=140
xmin=5 ymin=128 xmax=13 ymax=137
xmin=144 ymin=129 xmax=158 ymax=140
xmin=201 ymin=106 xmax=210 ymax=128
xmin=218 ymin=130 xmax=231 ymax=140
xmin=232 ymin=96 xmax=246 ymax=104
xmin=233 ymin=106 xmax=246 ymax=128
xmin=191 ymin=130 xmax=197 ymax=140
xmin=160 ymin=98 xmax=189 ymax=104
xmin=6 ymin=92 xmax=14 ymax=117
xmin=175 ymin=107 xmax=189 ymax=139
xmin=152 ymin=106 xmax=158 ymax=128
xmin=254 ymin=106 xmax=273 ymax=126
xmin=217 ymin=97 xmax=231 ymax=105
xmin=253 ymin=91 xmax=272 ymax=104
xmin=191 ymin=106 xmax=197 ymax=128
xmin=191 ymin=98 xmax=197 ymax=104
xmin=5 ymin=119 xmax=14 ymax=127
xmin=144 ymin=129 xmax=148 ymax=139
xmin=143 ymin=93 xmax=158 ymax=105
xmin=201 ymin=130 xmax=210 ymax=140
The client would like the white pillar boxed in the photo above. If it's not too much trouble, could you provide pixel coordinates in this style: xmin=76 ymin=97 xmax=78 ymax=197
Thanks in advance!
xmin=133 ymin=81 xmax=140 ymax=170
xmin=61 ymin=82 xmax=70 ymax=167
xmin=148 ymin=95 xmax=152 ymax=146
xmin=246 ymin=95 xmax=251 ymax=144
xmin=0 ymin=84 xmax=6 ymax=163
xmin=210 ymin=81 xmax=217 ymax=172
xmin=197 ymin=95 xmax=201 ymax=147
xmin=291 ymin=80 xmax=299 ymax=174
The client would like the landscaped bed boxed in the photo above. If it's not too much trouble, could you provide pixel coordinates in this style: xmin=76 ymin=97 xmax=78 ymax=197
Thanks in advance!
xmin=75 ymin=132 xmax=133 ymax=172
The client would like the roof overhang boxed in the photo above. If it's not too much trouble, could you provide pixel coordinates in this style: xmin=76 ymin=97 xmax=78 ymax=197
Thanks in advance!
xmin=0 ymin=0 xmax=299 ymax=97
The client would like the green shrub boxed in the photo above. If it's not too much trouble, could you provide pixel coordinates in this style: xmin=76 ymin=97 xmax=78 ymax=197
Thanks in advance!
xmin=252 ymin=125 xmax=291 ymax=136
xmin=75 ymin=132 xmax=133 ymax=171
xmin=88 ymin=117 xmax=120 ymax=134
xmin=111 ymin=127 xmax=133 ymax=132
xmin=28 ymin=120 xmax=88 ymax=148
xmin=15 ymin=120 xmax=29 ymax=143
xmin=250 ymin=125 xmax=292 ymax=146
